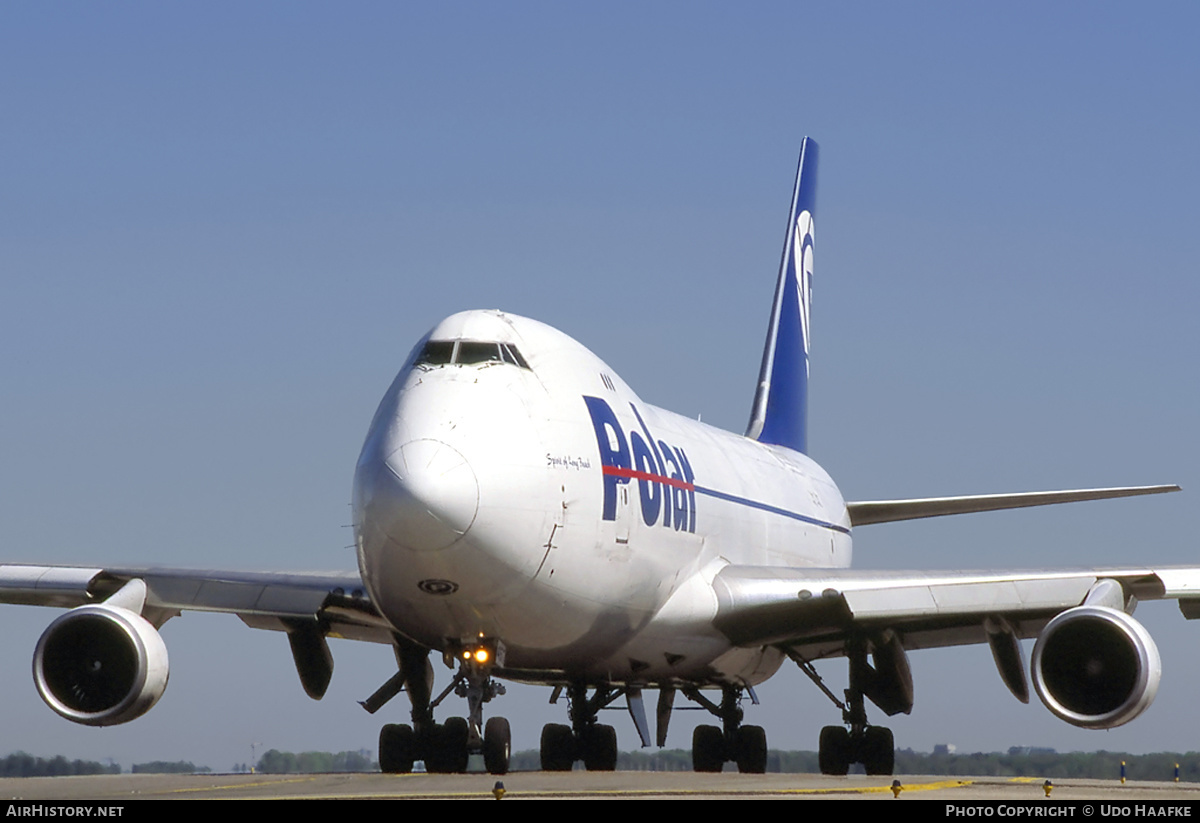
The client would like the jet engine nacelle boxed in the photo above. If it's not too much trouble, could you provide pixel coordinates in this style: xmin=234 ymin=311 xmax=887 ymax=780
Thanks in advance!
xmin=33 ymin=603 xmax=169 ymax=726
xmin=1031 ymin=605 xmax=1160 ymax=729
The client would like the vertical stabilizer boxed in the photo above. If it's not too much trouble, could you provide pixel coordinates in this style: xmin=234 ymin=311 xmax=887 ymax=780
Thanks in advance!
xmin=745 ymin=138 xmax=818 ymax=453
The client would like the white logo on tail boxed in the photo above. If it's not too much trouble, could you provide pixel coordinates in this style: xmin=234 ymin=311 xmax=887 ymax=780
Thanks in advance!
xmin=793 ymin=210 xmax=814 ymax=370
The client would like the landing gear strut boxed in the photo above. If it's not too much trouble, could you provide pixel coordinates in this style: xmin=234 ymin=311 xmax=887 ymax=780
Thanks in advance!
xmin=792 ymin=640 xmax=896 ymax=776
xmin=683 ymin=685 xmax=768 ymax=773
xmin=375 ymin=637 xmax=512 ymax=775
xmin=539 ymin=683 xmax=620 ymax=771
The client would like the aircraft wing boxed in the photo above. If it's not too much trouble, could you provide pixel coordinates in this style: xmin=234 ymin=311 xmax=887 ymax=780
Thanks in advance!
xmin=0 ymin=564 xmax=391 ymax=644
xmin=846 ymin=484 xmax=1180 ymax=526
xmin=712 ymin=564 xmax=1200 ymax=659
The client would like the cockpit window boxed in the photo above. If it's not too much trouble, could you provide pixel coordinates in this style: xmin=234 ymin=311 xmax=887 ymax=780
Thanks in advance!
xmin=414 ymin=340 xmax=455 ymax=366
xmin=501 ymin=343 xmax=530 ymax=369
xmin=456 ymin=341 xmax=504 ymax=365
xmin=413 ymin=339 xmax=531 ymax=370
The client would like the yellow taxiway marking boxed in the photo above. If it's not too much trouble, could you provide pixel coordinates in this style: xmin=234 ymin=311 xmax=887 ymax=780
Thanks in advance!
xmin=154 ymin=775 xmax=326 ymax=795
xmin=773 ymin=779 xmax=973 ymax=796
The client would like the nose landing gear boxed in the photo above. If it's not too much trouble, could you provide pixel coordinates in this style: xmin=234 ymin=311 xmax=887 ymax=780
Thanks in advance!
xmin=373 ymin=637 xmax=512 ymax=775
xmin=451 ymin=640 xmax=510 ymax=774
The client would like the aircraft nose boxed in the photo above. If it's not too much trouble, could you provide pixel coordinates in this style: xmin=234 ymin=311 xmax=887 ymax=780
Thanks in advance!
xmin=362 ymin=438 xmax=480 ymax=552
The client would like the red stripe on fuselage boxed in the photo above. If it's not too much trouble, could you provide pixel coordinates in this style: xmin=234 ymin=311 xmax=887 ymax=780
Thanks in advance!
xmin=602 ymin=465 xmax=694 ymax=491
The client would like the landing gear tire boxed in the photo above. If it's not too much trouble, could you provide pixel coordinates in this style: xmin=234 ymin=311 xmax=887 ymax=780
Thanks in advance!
xmin=540 ymin=723 xmax=575 ymax=771
xmin=443 ymin=717 xmax=470 ymax=773
xmin=734 ymin=725 xmax=767 ymax=774
xmin=484 ymin=716 xmax=512 ymax=775
xmin=692 ymin=724 xmax=725 ymax=773
xmin=581 ymin=724 xmax=618 ymax=771
xmin=426 ymin=718 xmax=470 ymax=773
xmin=818 ymin=725 xmax=850 ymax=776
xmin=861 ymin=726 xmax=894 ymax=776
xmin=379 ymin=723 xmax=415 ymax=774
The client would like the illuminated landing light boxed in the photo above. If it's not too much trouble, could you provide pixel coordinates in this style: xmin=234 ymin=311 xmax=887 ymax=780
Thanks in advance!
xmin=456 ymin=638 xmax=505 ymax=673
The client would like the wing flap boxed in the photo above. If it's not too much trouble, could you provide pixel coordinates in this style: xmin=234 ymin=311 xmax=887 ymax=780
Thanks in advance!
xmin=841 ymin=576 xmax=1095 ymax=620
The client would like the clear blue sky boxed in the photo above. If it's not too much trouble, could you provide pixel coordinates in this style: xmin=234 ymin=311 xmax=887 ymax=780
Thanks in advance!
xmin=1 ymin=2 xmax=1197 ymax=771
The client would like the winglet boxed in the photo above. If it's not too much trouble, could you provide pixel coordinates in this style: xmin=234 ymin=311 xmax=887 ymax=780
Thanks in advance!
xmin=746 ymin=138 xmax=818 ymax=453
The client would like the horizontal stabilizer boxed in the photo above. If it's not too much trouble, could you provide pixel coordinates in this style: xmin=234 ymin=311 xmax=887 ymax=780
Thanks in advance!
xmin=847 ymin=485 xmax=1180 ymax=527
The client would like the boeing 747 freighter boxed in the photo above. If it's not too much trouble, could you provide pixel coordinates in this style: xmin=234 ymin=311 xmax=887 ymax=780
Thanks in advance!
xmin=1 ymin=139 xmax=1190 ymax=776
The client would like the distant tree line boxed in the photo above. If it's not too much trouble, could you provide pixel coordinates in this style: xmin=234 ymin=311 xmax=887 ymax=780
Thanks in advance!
xmin=131 ymin=761 xmax=211 ymax=774
xmin=0 ymin=752 xmax=119 ymax=777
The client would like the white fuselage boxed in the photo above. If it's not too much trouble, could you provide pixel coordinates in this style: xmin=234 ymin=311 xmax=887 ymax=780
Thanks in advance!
xmin=352 ymin=310 xmax=852 ymax=686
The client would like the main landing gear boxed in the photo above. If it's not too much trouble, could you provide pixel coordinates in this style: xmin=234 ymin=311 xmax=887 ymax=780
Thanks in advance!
xmin=539 ymin=683 xmax=620 ymax=771
xmin=374 ymin=637 xmax=512 ymax=775
xmin=790 ymin=635 xmax=907 ymax=776
xmin=683 ymin=685 xmax=768 ymax=773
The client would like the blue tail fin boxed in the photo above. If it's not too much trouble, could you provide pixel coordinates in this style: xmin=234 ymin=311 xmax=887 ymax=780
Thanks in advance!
xmin=745 ymin=137 xmax=817 ymax=453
